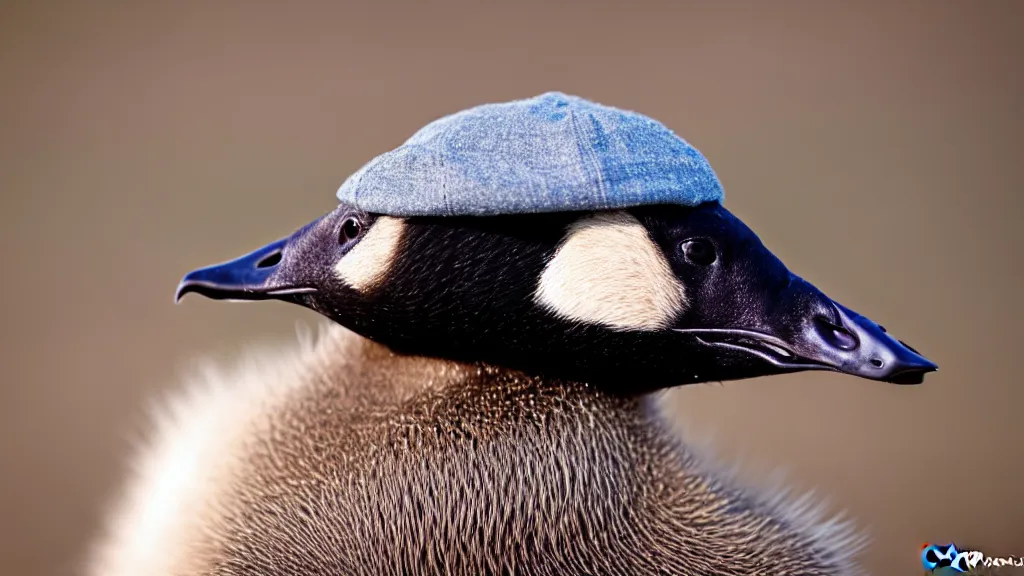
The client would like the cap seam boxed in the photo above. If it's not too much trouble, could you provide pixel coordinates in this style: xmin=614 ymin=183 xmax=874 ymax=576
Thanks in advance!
xmin=568 ymin=106 xmax=607 ymax=209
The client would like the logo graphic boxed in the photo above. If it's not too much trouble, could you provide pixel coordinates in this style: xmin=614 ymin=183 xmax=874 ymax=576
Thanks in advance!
xmin=921 ymin=543 xmax=983 ymax=572
xmin=922 ymin=542 xmax=1024 ymax=573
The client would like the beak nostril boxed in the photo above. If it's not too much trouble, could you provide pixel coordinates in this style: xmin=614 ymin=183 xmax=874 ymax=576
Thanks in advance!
xmin=814 ymin=316 xmax=858 ymax=351
xmin=870 ymin=358 xmax=884 ymax=368
xmin=256 ymin=251 xmax=282 ymax=269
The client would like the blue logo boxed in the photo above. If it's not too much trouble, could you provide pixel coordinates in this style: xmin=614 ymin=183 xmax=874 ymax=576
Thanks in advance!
xmin=921 ymin=543 xmax=983 ymax=572
xmin=921 ymin=542 xmax=1024 ymax=572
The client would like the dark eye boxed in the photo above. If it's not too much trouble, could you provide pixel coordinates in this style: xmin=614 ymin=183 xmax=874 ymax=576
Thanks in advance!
xmin=339 ymin=216 xmax=362 ymax=244
xmin=680 ymin=238 xmax=716 ymax=266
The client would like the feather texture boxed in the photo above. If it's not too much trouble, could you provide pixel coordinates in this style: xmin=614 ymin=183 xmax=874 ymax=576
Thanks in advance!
xmin=89 ymin=324 xmax=865 ymax=576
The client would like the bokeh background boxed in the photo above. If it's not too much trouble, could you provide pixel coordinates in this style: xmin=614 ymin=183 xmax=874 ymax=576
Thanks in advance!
xmin=1 ymin=1 xmax=1021 ymax=574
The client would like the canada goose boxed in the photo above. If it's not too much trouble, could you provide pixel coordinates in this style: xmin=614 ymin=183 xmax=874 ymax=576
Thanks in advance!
xmin=89 ymin=94 xmax=936 ymax=575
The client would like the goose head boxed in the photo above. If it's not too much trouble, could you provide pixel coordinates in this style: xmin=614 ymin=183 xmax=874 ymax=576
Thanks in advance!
xmin=175 ymin=201 xmax=936 ymax=392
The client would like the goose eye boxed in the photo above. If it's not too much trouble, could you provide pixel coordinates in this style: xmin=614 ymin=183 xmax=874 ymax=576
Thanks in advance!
xmin=339 ymin=217 xmax=362 ymax=244
xmin=680 ymin=238 xmax=716 ymax=266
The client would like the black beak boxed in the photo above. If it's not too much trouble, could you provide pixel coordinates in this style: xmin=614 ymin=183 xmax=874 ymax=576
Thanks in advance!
xmin=817 ymin=302 xmax=938 ymax=384
xmin=174 ymin=237 xmax=316 ymax=303
xmin=676 ymin=280 xmax=938 ymax=385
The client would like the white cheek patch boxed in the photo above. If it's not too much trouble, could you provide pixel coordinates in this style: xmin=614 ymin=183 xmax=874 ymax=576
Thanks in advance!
xmin=333 ymin=216 xmax=405 ymax=292
xmin=535 ymin=211 xmax=687 ymax=331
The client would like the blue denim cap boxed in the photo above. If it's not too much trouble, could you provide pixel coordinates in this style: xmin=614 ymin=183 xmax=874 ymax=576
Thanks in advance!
xmin=336 ymin=92 xmax=724 ymax=216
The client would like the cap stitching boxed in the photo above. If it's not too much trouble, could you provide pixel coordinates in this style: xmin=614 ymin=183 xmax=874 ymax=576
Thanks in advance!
xmin=569 ymin=105 xmax=607 ymax=210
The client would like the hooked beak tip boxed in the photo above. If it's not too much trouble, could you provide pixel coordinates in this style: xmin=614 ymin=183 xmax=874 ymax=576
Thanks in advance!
xmin=173 ymin=282 xmax=192 ymax=304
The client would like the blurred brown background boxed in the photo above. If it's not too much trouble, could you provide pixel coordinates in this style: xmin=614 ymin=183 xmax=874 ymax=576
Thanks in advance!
xmin=1 ymin=1 xmax=1020 ymax=574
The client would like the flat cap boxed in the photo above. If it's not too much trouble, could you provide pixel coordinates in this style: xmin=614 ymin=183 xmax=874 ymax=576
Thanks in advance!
xmin=336 ymin=92 xmax=724 ymax=217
